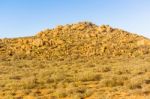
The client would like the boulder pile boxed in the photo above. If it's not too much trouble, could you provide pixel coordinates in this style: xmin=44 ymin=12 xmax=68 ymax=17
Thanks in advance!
xmin=0 ymin=22 xmax=150 ymax=60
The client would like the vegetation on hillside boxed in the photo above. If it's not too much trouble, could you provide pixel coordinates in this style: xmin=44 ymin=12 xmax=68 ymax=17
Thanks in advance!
xmin=0 ymin=22 xmax=150 ymax=98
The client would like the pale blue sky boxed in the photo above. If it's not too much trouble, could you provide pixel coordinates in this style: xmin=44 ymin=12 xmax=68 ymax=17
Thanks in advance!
xmin=0 ymin=0 xmax=150 ymax=38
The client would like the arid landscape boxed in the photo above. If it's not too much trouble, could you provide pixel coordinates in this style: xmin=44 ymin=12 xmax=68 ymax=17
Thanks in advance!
xmin=1 ymin=22 xmax=150 ymax=99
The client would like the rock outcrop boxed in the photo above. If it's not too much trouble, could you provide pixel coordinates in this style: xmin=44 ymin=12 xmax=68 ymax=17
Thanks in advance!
xmin=0 ymin=22 xmax=150 ymax=60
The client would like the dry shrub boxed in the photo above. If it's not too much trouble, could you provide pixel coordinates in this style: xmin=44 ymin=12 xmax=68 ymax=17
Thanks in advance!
xmin=50 ymin=72 xmax=66 ymax=82
xmin=99 ymin=75 xmax=125 ymax=87
xmin=20 ymin=76 xmax=37 ymax=89
xmin=55 ymin=88 xmax=67 ymax=98
xmin=74 ymin=71 xmax=101 ymax=82
xmin=125 ymin=76 xmax=145 ymax=89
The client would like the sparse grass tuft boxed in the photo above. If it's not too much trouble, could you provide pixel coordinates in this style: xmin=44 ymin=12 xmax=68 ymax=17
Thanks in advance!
xmin=74 ymin=71 xmax=101 ymax=82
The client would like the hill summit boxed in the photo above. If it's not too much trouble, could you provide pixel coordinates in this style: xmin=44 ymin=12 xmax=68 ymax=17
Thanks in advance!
xmin=0 ymin=22 xmax=150 ymax=60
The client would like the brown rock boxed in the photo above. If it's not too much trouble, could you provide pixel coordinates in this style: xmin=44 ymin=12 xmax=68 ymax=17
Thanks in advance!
xmin=0 ymin=22 xmax=150 ymax=59
xmin=32 ymin=38 xmax=44 ymax=47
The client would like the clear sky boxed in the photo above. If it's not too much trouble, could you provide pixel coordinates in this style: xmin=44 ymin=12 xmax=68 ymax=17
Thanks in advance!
xmin=0 ymin=0 xmax=150 ymax=38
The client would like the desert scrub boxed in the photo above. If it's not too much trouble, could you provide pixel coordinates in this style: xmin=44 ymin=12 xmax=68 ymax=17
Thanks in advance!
xmin=71 ymin=93 xmax=84 ymax=99
xmin=142 ymin=84 xmax=150 ymax=94
xmin=126 ymin=75 xmax=145 ymax=90
xmin=50 ymin=72 xmax=67 ymax=82
xmin=55 ymin=88 xmax=67 ymax=98
xmin=74 ymin=71 xmax=101 ymax=82
xmin=19 ymin=76 xmax=37 ymax=89
xmin=99 ymin=75 xmax=125 ymax=87
xmin=67 ymin=87 xmax=87 ymax=99
xmin=100 ymin=66 xmax=111 ymax=72
xmin=83 ymin=89 xmax=94 ymax=98
xmin=36 ymin=69 xmax=54 ymax=84
xmin=69 ymin=87 xmax=94 ymax=99
xmin=95 ymin=65 xmax=111 ymax=72
xmin=3 ymin=94 xmax=15 ymax=99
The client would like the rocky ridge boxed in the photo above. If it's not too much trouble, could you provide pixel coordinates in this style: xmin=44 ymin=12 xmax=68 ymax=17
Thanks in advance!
xmin=0 ymin=22 xmax=150 ymax=60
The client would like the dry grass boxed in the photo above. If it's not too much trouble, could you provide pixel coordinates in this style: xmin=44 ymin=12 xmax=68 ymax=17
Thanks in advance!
xmin=1 ymin=22 xmax=150 ymax=98
xmin=0 ymin=55 xmax=150 ymax=98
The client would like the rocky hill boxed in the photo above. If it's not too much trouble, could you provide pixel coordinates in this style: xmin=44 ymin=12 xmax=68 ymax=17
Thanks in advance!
xmin=0 ymin=22 xmax=150 ymax=60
